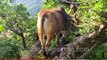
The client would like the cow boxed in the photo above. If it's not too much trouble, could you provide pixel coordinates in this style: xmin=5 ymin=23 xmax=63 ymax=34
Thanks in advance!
xmin=37 ymin=7 xmax=71 ymax=53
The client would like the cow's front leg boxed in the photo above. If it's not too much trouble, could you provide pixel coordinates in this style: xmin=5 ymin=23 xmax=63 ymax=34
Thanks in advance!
xmin=57 ymin=31 xmax=67 ymax=47
xmin=61 ymin=31 xmax=67 ymax=39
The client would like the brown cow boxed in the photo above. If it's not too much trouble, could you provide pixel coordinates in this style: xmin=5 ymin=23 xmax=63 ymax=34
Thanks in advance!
xmin=37 ymin=7 xmax=70 ymax=51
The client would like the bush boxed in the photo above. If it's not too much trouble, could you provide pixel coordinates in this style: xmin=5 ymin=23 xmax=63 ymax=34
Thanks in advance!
xmin=0 ymin=38 xmax=20 ymax=58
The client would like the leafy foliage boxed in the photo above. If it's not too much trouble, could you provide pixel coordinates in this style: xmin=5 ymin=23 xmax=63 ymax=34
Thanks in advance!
xmin=0 ymin=38 xmax=20 ymax=58
xmin=0 ymin=0 xmax=37 ymax=48
xmin=0 ymin=0 xmax=37 ymax=58
xmin=77 ymin=0 xmax=107 ymax=35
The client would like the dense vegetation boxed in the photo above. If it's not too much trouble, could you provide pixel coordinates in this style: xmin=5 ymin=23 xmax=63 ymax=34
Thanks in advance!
xmin=0 ymin=0 xmax=107 ymax=59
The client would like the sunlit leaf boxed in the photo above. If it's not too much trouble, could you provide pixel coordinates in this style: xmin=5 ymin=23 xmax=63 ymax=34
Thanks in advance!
xmin=0 ymin=25 xmax=4 ymax=32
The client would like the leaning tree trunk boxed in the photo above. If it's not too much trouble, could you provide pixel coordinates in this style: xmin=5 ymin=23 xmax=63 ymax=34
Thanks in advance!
xmin=28 ymin=21 xmax=107 ymax=59
xmin=59 ymin=21 xmax=107 ymax=59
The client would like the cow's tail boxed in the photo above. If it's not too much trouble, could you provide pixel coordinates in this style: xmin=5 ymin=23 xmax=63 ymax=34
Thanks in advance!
xmin=37 ymin=14 xmax=46 ymax=48
xmin=37 ymin=15 xmax=43 ymax=48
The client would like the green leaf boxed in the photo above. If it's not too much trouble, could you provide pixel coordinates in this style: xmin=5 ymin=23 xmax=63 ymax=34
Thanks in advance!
xmin=94 ymin=2 xmax=103 ymax=11
xmin=0 ymin=25 xmax=4 ymax=32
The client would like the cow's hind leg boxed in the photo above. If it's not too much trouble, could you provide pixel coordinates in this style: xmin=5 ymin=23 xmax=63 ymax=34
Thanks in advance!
xmin=45 ymin=33 xmax=54 ymax=52
xmin=38 ymin=33 xmax=46 ymax=56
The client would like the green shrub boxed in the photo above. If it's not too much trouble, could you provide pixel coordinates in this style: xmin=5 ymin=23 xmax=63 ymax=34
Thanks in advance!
xmin=0 ymin=38 xmax=20 ymax=58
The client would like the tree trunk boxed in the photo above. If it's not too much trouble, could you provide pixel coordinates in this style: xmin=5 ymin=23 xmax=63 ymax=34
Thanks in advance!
xmin=20 ymin=32 xmax=27 ymax=49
